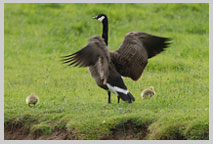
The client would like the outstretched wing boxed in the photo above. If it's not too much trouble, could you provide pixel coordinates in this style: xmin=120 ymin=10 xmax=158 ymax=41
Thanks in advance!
xmin=62 ymin=36 xmax=110 ymax=67
xmin=110 ymin=32 xmax=171 ymax=81
xmin=134 ymin=32 xmax=171 ymax=58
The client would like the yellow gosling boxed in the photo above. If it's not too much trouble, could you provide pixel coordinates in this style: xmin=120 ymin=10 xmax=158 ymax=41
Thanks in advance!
xmin=26 ymin=93 xmax=39 ymax=107
xmin=141 ymin=86 xmax=156 ymax=99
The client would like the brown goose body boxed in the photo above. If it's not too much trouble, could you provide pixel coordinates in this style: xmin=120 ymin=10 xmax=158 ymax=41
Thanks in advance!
xmin=62 ymin=14 xmax=171 ymax=104
xmin=63 ymin=36 xmax=134 ymax=103
xmin=88 ymin=36 xmax=110 ymax=89
xmin=89 ymin=61 xmax=120 ymax=90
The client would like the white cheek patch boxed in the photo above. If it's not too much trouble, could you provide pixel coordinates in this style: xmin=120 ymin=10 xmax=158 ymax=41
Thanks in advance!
xmin=106 ymin=83 xmax=129 ymax=96
xmin=98 ymin=16 xmax=105 ymax=22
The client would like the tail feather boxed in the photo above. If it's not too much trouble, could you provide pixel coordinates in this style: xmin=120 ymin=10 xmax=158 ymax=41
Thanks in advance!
xmin=117 ymin=92 xmax=135 ymax=102
xmin=127 ymin=92 xmax=135 ymax=101
xmin=117 ymin=92 xmax=129 ymax=101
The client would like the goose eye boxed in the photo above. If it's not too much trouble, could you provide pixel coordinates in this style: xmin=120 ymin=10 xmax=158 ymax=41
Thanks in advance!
xmin=98 ymin=16 xmax=105 ymax=22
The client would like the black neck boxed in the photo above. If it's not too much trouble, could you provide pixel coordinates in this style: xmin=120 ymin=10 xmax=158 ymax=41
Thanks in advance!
xmin=102 ymin=18 xmax=108 ymax=46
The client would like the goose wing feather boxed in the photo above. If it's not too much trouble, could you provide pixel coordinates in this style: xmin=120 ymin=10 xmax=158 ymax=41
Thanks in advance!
xmin=111 ymin=32 xmax=171 ymax=81
xmin=135 ymin=32 xmax=171 ymax=58
xmin=62 ymin=36 xmax=110 ymax=68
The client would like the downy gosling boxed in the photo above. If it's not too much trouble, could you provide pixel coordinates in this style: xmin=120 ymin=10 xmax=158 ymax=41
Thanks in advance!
xmin=26 ymin=93 xmax=39 ymax=107
xmin=141 ymin=86 xmax=156 ymax=99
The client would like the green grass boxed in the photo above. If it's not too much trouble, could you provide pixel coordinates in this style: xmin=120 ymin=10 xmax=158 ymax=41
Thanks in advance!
xmin=4 ymin=3 xmax=209 ymax=140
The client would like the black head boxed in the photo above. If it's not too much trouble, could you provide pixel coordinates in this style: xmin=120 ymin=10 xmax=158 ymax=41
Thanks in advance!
xmin=92 ymin=14 xmax=107 ymax=23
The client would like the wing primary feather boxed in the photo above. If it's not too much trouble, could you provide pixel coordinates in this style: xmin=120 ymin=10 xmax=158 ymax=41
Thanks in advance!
xmin=68 ymin=60 xmax=79 ymax=66
xmin=61 ymin=36 xmax=109 ymax=68
xmin=63 ymin=59 xmax=74 ymax=64
xmin=62 ymin=55 xmax=77 ymax=64
xmin=61 ymin=53 xmax=77 ymax=58
xmin=61 ymin=55 xmax=76 ymax=61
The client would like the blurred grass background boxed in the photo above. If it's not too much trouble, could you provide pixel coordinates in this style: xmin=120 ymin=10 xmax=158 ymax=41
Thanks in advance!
xmin=4 ymin=3 xmax=209 ymax=139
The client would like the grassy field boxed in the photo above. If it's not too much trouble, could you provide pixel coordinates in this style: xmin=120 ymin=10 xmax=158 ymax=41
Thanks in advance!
xmin=4 ymin=3 xmax=209 ymax=140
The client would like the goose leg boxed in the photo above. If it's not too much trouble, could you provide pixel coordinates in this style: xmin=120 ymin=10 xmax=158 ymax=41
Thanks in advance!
xmin=118 ymin=97 xmax=120 ymax=103
xmin=108 ymin=91 xmax=111 ymax=104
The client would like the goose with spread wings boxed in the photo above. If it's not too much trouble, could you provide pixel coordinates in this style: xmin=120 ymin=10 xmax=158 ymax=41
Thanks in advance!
xmin=62 ymin=14 xmax=171 ymax=104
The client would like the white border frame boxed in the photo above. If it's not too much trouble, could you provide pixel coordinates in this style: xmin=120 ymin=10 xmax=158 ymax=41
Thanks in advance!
xmin=2 ymin=0 xmax=213 ymax=3
xmin=1 ymin=0 xmax=212 ymax=144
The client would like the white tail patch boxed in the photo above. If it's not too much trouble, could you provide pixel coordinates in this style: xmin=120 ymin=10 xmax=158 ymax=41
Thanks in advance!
xmin=106 ymin=83 xmax=129 ymax=95
xmin=98 ymin=16 xmax=105 ymax=22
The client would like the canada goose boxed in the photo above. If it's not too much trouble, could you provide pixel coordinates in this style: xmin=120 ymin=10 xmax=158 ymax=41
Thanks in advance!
xmin=62 ymin=14 xmax=171 ymax=104
xmin=141 ymin=86 xmax=156 ymax=99
xmin=26 ymin=93 xmax=39 ymax=107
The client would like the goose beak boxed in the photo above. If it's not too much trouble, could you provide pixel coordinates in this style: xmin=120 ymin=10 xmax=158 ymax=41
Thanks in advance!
xmin=92 ymin=16 xmax=98 ymax=19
